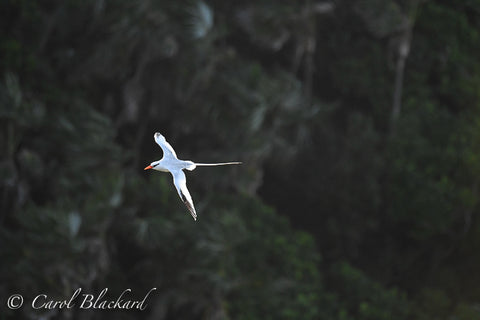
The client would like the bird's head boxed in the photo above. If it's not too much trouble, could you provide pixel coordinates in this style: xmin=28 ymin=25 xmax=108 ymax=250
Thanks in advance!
xmin=144 ymin=161 xmax=158 ymax=170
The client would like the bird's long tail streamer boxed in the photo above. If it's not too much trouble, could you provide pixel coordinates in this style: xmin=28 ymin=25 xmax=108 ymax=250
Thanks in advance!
xmin=194 ymin=162 xmax=242 ymax=166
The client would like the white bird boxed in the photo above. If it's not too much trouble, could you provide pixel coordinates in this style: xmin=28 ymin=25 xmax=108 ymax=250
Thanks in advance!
xmin=144 ymin=132 xmax=241 ymax=221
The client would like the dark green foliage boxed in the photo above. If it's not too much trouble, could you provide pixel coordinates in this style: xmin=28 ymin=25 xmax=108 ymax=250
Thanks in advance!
xmin=329 ymin=262 xmax=410 ymax=320
xmin=2 ymin=0 xmax=480 ymax=319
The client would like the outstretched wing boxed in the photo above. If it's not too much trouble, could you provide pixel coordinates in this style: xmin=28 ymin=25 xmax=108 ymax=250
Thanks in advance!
xmin=154 ymin=132 xmax=178 ymax=159
xmin=171 ymin=169 xmax=197 ymax=221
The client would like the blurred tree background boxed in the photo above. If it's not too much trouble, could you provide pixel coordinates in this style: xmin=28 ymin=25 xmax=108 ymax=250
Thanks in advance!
xmin=1 ymin=0 xmax=480 ymax=319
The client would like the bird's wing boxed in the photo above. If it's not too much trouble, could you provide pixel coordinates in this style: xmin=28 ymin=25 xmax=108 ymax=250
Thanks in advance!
xmin=171 ymin=169 xmax=197 ymax=221
xmin=154 ymin=132 xmax=178 ymax=159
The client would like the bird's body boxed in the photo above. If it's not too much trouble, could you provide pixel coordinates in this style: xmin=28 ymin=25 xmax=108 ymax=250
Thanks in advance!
xmin=144 ymin=132 xmax=241 ymax=220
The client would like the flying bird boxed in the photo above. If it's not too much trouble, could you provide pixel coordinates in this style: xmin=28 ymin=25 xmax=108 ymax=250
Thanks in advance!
xmin=144 ymin=132 xmax=241 ymax=220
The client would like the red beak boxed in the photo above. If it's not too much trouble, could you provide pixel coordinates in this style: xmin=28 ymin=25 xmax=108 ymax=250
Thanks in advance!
xmin=144 ymin=165 xmax=153 ymax=170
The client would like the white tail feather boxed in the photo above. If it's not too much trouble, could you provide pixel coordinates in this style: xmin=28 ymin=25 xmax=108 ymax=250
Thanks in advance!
xmin=194 ymin=162 xmax=242 ymax=166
